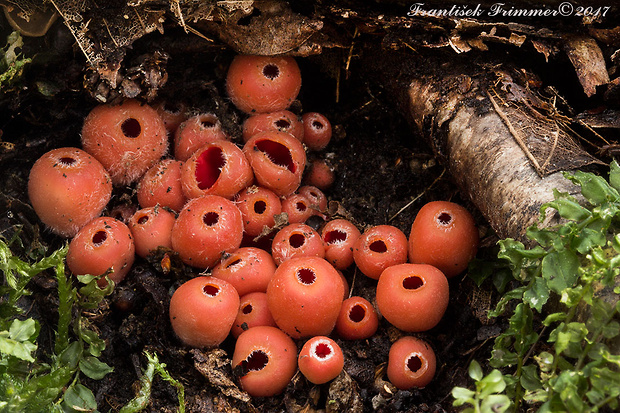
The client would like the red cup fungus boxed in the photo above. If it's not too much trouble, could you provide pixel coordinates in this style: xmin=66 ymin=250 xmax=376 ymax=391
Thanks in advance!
xmin=408 ymin=200 xmax=479 ymax=278
xmin=235 ymin=186 xmax=282 ymax=237
xmin=271 ymin=223 xmax=325 ymax=266
xmin=353 ymin=225 xmax=408 ymax=280
xmin=231 ymin=292 xmax=277 ymax=338
xmin=128 ymin=207 xmax=176 ymax=258
xmin=267 ymin=256 xmax=344 ymax=338
xmin=174 ymin=113 xmax=228 ymax=162
xmin=226 ymin=55 xmax=302 ymax=114
xmin=298 ymin=336 xmax=344 ymax=384
xmin=81 ymin=99 xmax=168 ymax=185
xmin=154 ymin=100 xmax=188 ymax=136
xmin=243 ymin=130 xmax=306 ymax=197
xmin=335 ymin=296 xmax=379 ymax=340
xmin=298 ymin=185 xmax=328 ymax=212
xmin=304 ymin=159 xmax=335 ymax=190
xmin=28 ymin=147 xmax=112 ymax=238
xmin=281 ymin=193 xmax=315 ymax=224
xmin=232 ymin=326 xmax=297 ymax=397
xmin=211 ymin=247 xmax=276 ymax=296
xmin=137 ymin=159 xmax=186 ymax=212
xmin=242 ymin=110 xmax=304 ymax=143
xmin=181 ymin=140 xmax=253 ymax=200
xmin=302 ymin=112 xmax=332 ymax=151
xmin=171 ymin=195 xmax=243 ymax=268
xmin=387 ymin=336 xmax=436 ymax=390
xmin=169 ymin=276 xmax=240 ymax=348
xmin=376 ymin=263 xmax=449 ymax=332
xmin=66 ymin=217 xmax=135 ymax=287
xmin=321 ymin=218 xmax=361 ymax=270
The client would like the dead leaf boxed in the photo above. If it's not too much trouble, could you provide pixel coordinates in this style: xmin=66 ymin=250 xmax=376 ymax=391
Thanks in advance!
xmin=563 ymin=34 xmax=610 ymax=97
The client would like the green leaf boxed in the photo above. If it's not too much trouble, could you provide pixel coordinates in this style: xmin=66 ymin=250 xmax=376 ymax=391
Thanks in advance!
xmin=543 ymin=312 xmax=567 ymax=326
xmin=480 ymin=394 xmax=511 ymax=413
xmin=79 ymin=356 xmax=114 ymax=380
xmin=567 ymin=170 xmax=619 ymax=205
xmin=609 ymin=159 xmax=620 ymax=191
xmin=451 ymin=387 xmax=476 ymax=405
xmin=547 ymin=196 xmax=591 ymax=221
xmin=523 ymin=277 xmax=550 ymax=312
xmin=520 ymin=364 xmax=542 ymax=391
xmin=541 ymin=250 xmax=579 ymax=295
xmin=478 ymin=369 xmax=507 ymax=398
xmin=571 ymin=228 xmax=606 ymax=254
xmin=468 ymin=359 xmax=483 ymax=381
xmin=62 ymin=382 xmax=97 ymax=412
xmin=8 ymin=318 xmax=37 ymax=342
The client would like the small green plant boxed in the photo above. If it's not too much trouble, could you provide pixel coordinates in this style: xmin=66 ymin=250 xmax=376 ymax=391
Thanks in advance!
xmin=0 ymin=31 xmax=31 ymax=89
xmin=452 ymin=360 xmax=511 ymax=413
xmin=119 ymin=351 xmax=185 ymax=413
xmin=456 ymin=161 xmax=620 ymax=412
xmin=0 ymin=238 xmax=114 ymax=412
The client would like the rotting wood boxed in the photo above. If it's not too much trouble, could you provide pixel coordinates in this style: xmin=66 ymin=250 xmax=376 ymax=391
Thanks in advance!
xmin=406 ymin=69 xmax=602 ymax=244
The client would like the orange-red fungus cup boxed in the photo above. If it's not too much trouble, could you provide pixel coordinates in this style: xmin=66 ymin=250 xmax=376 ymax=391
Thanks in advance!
xmin=226 ymin=55 xmax=302 ymax=114
xmin=267 ymin=256 xmax=344 ymax=339
xmin=243 ymin=130 xmax=306 ymax=197
xmin=66 ymin=217 xmax=135 ymax=288
xmin=408 ymin=200 xmax=479 ymax=278
xmin=242 ymin=110 xmax=304 ymax=143
xmin=322 ymin=218 xmax=361 ymax=270
xmin=174 ymin=113 xmax=228 ymax=162
xmin=171 ymin=195 xmax=244 ymax=269
xmin=302 ymin=112 xmax=332 ymax=151
xmin=298 ymin=336 xmax=344 ymax=384
xmin=232 ymin=326 xmax=297 ymax=397
xmin=271 ymin=223 xmax=325 ymax=266
xmin=376 ymin=263 xmax=449 ymax=332
xmin=235 ymin=186 xmax=282 ymax=237
xmin=387 ymin=336 xmax=436 ymax=390
xmin=81 ymin=99 xmax=168 ymax=185
xmin=231 ymin=292 xmax=277 ymax=338
xmin=137 ymin=159 xmax=186 ymax=212
xmin=181 ymin=140 xmax=253 ymax=199
xmin=28 ymin=147 xmax=112 ymax=238
xmin=335 ymin=296 xmax=379 ymax=340
xmin=212 ymin=247 xmax=276 ymax=296
xmin=128 ymin=207 xmax=176 ymax=258
xmin=353 ymin=225 xmax=408 ymax=280
xmin=169 ymin=276 xmax=240 ymax=348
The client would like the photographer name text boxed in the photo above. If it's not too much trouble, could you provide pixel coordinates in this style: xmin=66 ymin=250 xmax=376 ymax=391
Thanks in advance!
xmin=407 ymin=2 xmax=610 ymax=18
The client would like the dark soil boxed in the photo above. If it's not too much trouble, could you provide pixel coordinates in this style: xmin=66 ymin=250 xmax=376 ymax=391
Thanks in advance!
xmin=0 ymin=11 xmax=537 ymax=413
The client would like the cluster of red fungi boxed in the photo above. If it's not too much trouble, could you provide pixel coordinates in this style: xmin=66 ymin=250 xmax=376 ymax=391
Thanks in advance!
xmin=28 ymin=55 xmax=479 ymax=397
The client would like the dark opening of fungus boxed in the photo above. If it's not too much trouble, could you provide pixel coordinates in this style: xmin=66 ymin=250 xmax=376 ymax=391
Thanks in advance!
xmin=92 ymin=230 xmax=107 ymax=246
xmin=275 ymin=119 xmax=291 ymax=129
xmin=263 ymin=64 xmax=280 ymax=80
xmin=295 ymin=201 xmax=307 ymax=212
xmin=312 ymin=120 xmax=324 ymax=130
xmin=203 ymin=284 xmax=219 ymax=296
xmin=289 ymin=233 xmax=306 ymax=248
xmin=243 ymin=350 xmax=269 ymax=372
xmin=255 ymin=139 xmax=295 ymax=173
xmin=137 ymin=215 xmax=149 ymax=225
xmin=242 ymin=304 xmax=253 ymax=314
xmin=225 ymin=258 xmax=243 ymax=269
xmin=59 ymin=157 xmax=76 ymax=166
xmin=121 ymin=118 xmax=141 ymax=138
xmin=314 ymin=342 xmax=332 ymax=358
xmin=403 ymin=275 xmax=424 ymax=290
xmin=200 ymin=115 xmax=217 ymax=129
xmin=437 ymin=212 xmax=452 ymax=225
xmin=253 ymin=200 xmax=267 ymax=214
xmin=369 ymin=240 xmax=387 ymax=253
xmin=195 ymin=147 xmax=225 ymax=190
xmin=297 ymin=268 xmax=316 ymax=285
xmin=349 ymin=304 xmax=366 ymax=322
xmin=203 ymin=212 xmax=219 ymax=226
xmin=407 ymin=355 xmax=423 ymax=373
xmin=325 ymin=230 xmax=347 ymax=244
